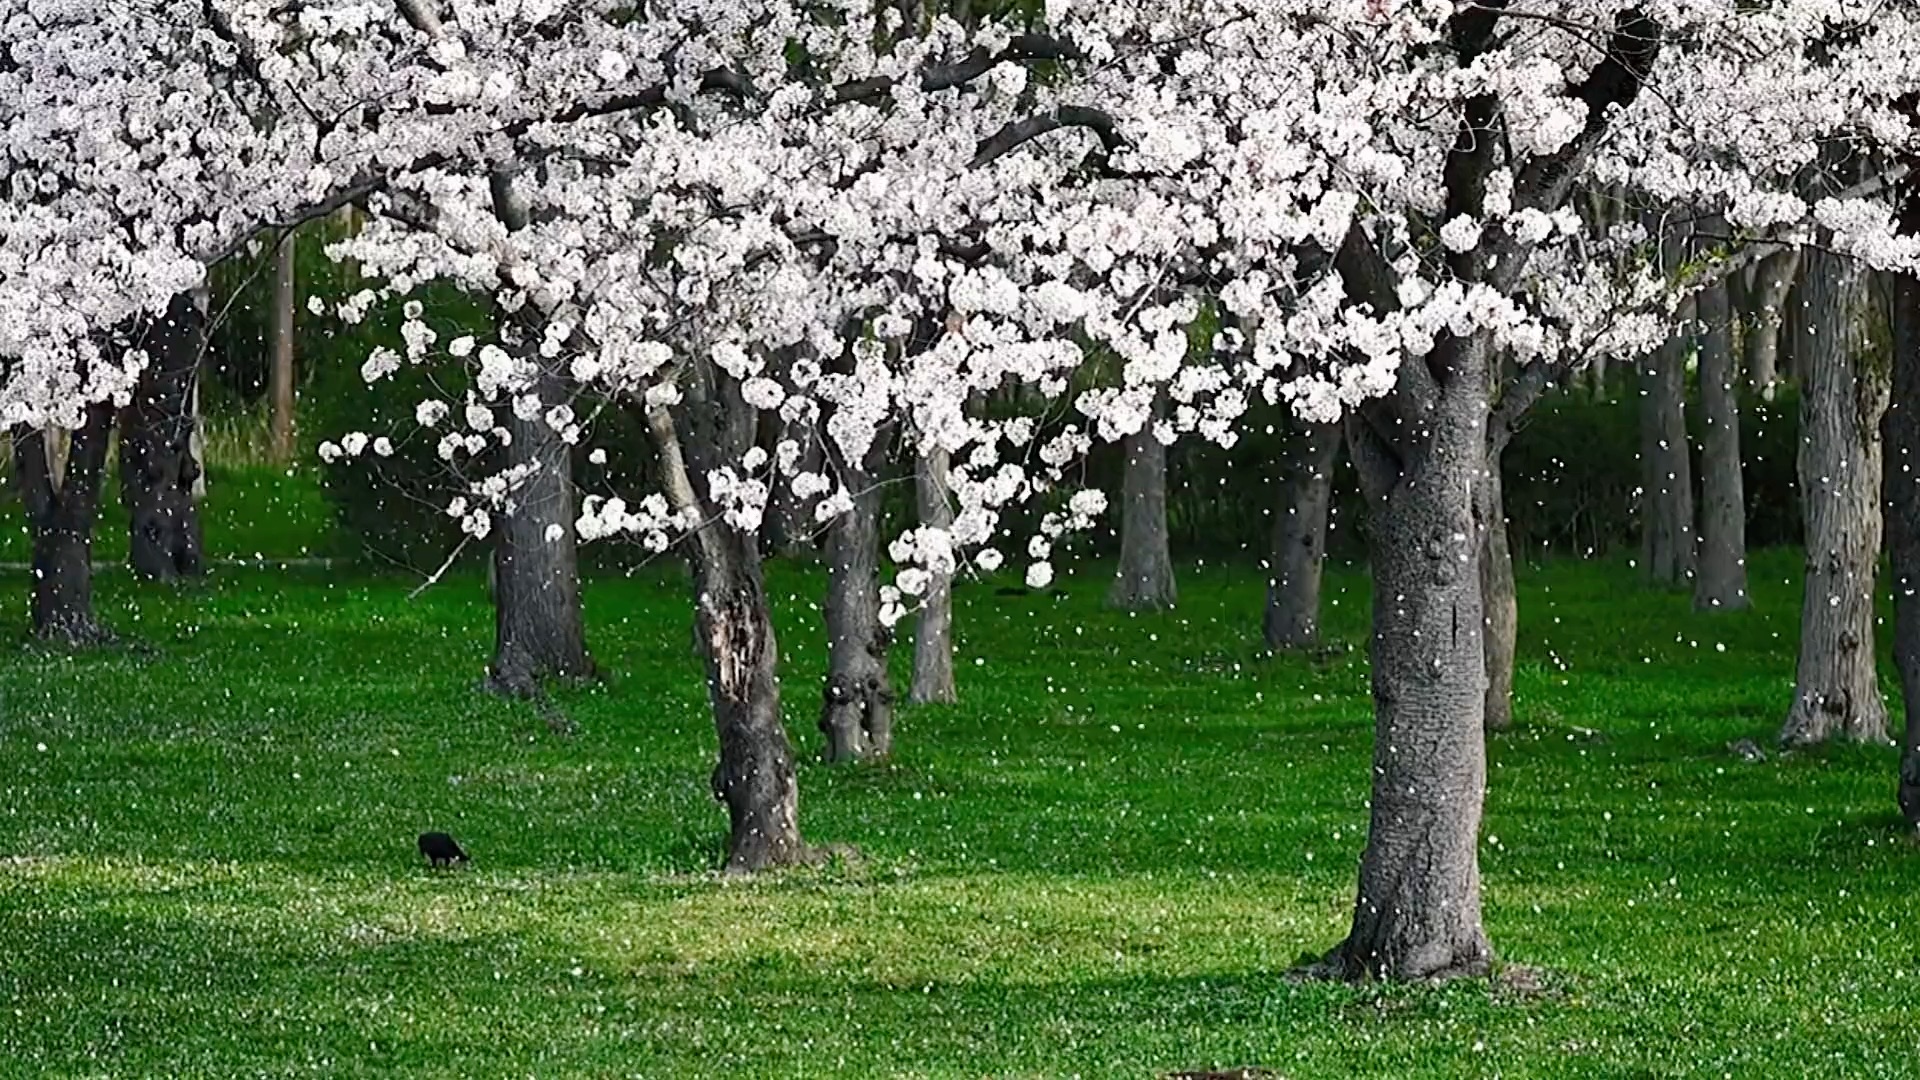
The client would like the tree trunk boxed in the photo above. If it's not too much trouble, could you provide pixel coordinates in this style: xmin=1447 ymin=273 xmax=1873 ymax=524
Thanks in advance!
xmin=1264 ymin=420 xmax=1337 ymax=649
xmin=1783 ymin=249 xmax=1890 ymax=747
xmin=1745 ymin=248 xmax=1801 ymax=402
xmin=1588 ymin=352 xmax=1609 ymax=402
xmin=910 ymin=445 xmax=957 ymax=705
xmin=117 ymin=292 xmax=208 ymax=582
xmin=643 ymin=400 xmax=814 ymax=874
xmin=14 ymin=402 xmax=116 ymax=646
xmin=1108 ymin=395 xmax=1177 ymax=610
xmin=1480 ymin=449 xmax=1517 ymax=733
xmin=486 ymin=360 xmax=596 ymax=696
xmin=269 ymin=230 xmax=297 ymax=464
xmin=818 ymin=438 xmax=895 ymax=762
xmin=1693 ymin=277 xmax=1751 ymax=612
xmin=1323 ymin=334 xmax=1493 ymax=982
xmin=1639 ymin=299 xmax=1696 ymax=588
xmin=1887 ymin=229 xmax=1920 ymax=824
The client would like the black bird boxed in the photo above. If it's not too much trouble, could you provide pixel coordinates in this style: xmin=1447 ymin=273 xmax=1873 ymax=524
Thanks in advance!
xmin=418 ymin=831 xmax=469 ymax=868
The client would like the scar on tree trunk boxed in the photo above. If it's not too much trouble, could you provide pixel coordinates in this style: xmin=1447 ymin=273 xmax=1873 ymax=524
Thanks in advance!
xmin=643 ymin=394 xmax=819 ymax=873
xmin=119 ymin=291 xmax=207 ymax=582
xmin=14 ymin=402 xmax=117 ymax=647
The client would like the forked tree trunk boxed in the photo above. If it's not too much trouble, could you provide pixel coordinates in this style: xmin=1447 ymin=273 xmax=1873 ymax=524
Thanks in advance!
xmin=1783 ymin=249 xmax=1890 ymax=747
xmin=1887 ymin=223 xmax=1920 ymax=824
xmin=1480 ymin=449 xmax=1517 ymax=732
xmin=1109 ymin=395 xmax=1177 ymax=610
xmin=269 ymin=231 xmax=298 ymax=464
xmin=1639 ymin=297 xmax=1696 ymax=588
xmin=644 ymin=400 xmax=814 ymax=873
xmin=1745 ymin=248 xmax=1801 ymax=402
xmin=484 ymin=168 xmax=595 ymax=697
xmin=118 ymin=292 xmax=207 ymax=581
xmin=819 ymin=438 xmax=895 ymax=762
xmin=1264 ymin=420 xmax=1337 ymax=649
xmin=910 ymin=446 xmax=957 ymax=705
xmin=1693 ymin=278 xmax=1751 ymax=612
xmin=1324 ymin=334 xmax=1494 ymax=981
xmin=14 ymin=402 xmax=116 ymax=646
xmin=486 ymin=360 xmax=595 ymax=696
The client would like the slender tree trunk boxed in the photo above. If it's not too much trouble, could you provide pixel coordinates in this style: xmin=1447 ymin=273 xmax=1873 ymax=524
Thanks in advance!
xmin=484 ymin=170 xmax=594 ymax=696
xmin=1639 ymin=298 xmax=1696 ymax=587
xmin=1588 ymin=352 xmax=1610 ymax=402
xmin=1322 ymin=333 xmax=1494 ymax=982
xmin=644 ymin=400 xmax=814 ymax=873
xmin=1264 ymin=420 xmax=1337 ymax=649
xmin=910 ymin=445 xmax=957 ymax=705
xmin=1887 ymin=219 xmax=1920 ymax=824
xmin=270 ymin=231 xmax=297 ymax=464
xmin=1109 ymin=395 xmax=1177 ymax=610
xmin=14 ymin=402 xmax=116 ymax=645
xmin=1783 ymin=249 xmax=1890 ymax=746
xmin=819 ymin=438 xmax=895 ymax=762
xmin=1480 ymin=448 xmax=1518 ymax=732
xmin=189 ymin=375 xmax=207 ymax=501
xmin=1745 ymin=248 xmax=1801 ymax=401
xmin=118 ymin=292 xmax=207 ymax=581
xmin=1693 ymin=278 xmax=1751 ymax=611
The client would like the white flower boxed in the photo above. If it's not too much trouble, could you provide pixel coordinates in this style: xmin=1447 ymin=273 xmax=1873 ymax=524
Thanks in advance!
xmin=1440 ymin=216 xmax=1483 ymax=253
xmin=1025 ymin=561 xmax=1054 ymax=590
xmin=449 ymin=336 xmax=477 ymax=358
xmin=544 ymin=523 xmax=565 ymax=543
xmin=416 ymin=399 xmax=449 ymax=428
xmin=465 ymin=403 xmax=495 ymax=432
xmin=341 ymin=431 xmax=369 ymax=456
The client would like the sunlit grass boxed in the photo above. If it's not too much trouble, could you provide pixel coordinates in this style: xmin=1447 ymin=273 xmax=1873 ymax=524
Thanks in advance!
xmin=0 ymin=545 xmax=1916 ymax=1077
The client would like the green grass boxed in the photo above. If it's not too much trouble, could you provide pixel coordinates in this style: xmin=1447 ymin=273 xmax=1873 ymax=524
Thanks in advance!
xmin=0 ymin=544 xmax=1916 ymax=1078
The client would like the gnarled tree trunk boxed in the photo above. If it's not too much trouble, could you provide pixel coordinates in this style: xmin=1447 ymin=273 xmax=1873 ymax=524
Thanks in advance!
xmin=819 ymin=434 xmax=895 ymax=762
xmin=1783 ymin=249 xmax=1889 ymax=747
xmin=1639 ymin=301 xmax=1696 ymax=588
xmin=15 ymin=402 xmax=116 ymax=646
xmin=1108 ymin=395 xmax=1177 ymax=610
xmin=644 ymin=398 xmax=814 ymax=873
xmin=1693 ymin=277 xmax=1750 ymax=612
xmin=910 ymin=445 xmax=957 ymax=704
xmin=118 ymin=292 xmax=207 ymax=582
xmin=1325 ymin=334 xmax=1494 ymax=981
xmin=1265 ymin=420 xmax=1337 ymax=649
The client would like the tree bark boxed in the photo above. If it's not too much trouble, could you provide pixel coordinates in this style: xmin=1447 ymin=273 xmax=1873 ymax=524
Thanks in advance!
xmin=1783 ymin=249 xmax=1890 ymax=747
xmin=14 ymin=402 xmax=116 ymax=646
xmin=1888 ymin=233 xmax=1920 ymax=824
xmin=1108 ymin=394 xmax=1178 ymax=610
xmin=910 ymin=445 xmax=958 ymax=705
xmin=644 ymin=398 xmax=814 ymax=873
xmin=1324 ymin=333 xmax=1495 ymax=981
xmin=484 ymin=169 xmax=595 ymax=696
xmin=1479 ymin=448 xmax=1517 ymax=732
xmin=270 ymin=231 xmax=298 ymax=464
xmin=818 ymin=433 xmax=895 ymax=762
xmin=1693 ymin=277 xmax=1751 ymax=612
xmin=1264 ymin=420 xmax=1337 ymax=649
xmin=117 ymin=292 xmax=207 ymax=581
xmin=1639 ymin=296 xmax=1696 ymax=588
xmin=1745 ymin=248 xmax=1801 ymax=402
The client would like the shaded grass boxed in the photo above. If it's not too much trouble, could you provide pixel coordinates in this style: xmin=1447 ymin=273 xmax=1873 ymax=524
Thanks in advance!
xmin=0 ymin=547 xmax=1916 ymax=1077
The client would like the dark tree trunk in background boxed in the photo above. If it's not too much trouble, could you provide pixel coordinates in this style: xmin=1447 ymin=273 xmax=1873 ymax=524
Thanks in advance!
xmin=270 ymin=232 xmax=298 ymax=464
xmin=1264 ymin=420 xmax=1337 ymax=649
xmin=1326 ymin=333 xmax=1494 ymax=981
xmin=910 ymin=446 xmax=958 ymax=705
xmin=644 ymin=399 xmax=814 ymax=873
xmin=1479 ymin=449 xmax=1517 ymax=732
xmin=1888 ymin=190 xmax=1920 ymax=824
xmin=1783 ymin=249 xmax=1890 ymax=747
xmin=484 ymin=169 xmax=595 ymax=697
xmin=1639 ymin=297 xmax=1696 ymax=588
xmin=14 ymin=403 xmax=116 ymax=645
xmin=1693 ymin=277 xmax=1751 ymax=612
xmin=1109 ymin=395 xmax=1177 ymax=610
xmin=1745 ymin=248 xmax=1801 ymax=401
xmin=118 ymin=292 xmax=207 ymax=582
xmin=818 ymin=432 xmax=895 ymax=763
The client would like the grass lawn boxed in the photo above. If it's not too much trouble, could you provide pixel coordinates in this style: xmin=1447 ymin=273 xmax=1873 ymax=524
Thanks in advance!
xmin=1 ymin=541 xmax=1916 ymax=1077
